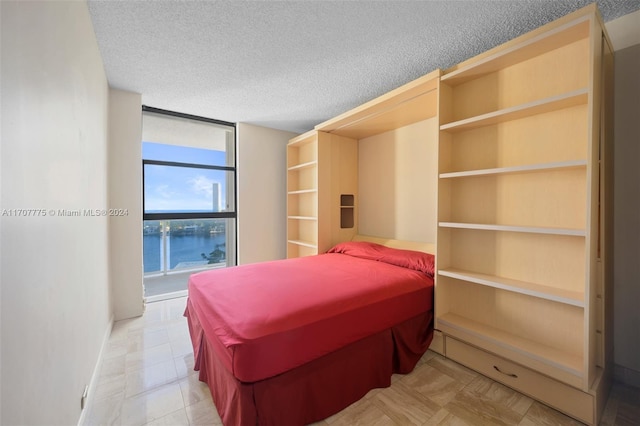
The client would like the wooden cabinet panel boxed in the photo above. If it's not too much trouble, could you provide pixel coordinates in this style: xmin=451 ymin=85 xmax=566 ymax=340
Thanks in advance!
xmin=446 ymin=337 xmax=596 ymax=424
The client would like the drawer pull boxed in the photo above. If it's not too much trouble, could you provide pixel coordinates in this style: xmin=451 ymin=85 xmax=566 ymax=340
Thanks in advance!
xmin=493 ymin=365 xmax=518 ymax=378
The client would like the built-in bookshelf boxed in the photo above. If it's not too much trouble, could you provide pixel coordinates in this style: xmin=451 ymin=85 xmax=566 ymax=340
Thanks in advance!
xmin=435 ymin=5 xmax=613 ymax=425
xmin=287 ymin=132 xmax=319 ymax=257
xmin=286 ymin=131 xmax=358 ymax=258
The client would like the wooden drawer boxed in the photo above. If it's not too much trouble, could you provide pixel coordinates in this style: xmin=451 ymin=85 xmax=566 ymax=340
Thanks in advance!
xmin=446 ymin=337 xmax=594 ymax=425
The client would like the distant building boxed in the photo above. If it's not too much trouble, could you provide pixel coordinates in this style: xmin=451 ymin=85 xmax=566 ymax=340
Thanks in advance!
xmin=212 ymin=182 xmax=221 ymax=212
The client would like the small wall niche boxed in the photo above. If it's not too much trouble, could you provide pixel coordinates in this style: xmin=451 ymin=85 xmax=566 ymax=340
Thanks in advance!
xmin=341 ymin=194 xmax=355 ymax=207
xmin=340 ymin=194 xmax=355 ymax=228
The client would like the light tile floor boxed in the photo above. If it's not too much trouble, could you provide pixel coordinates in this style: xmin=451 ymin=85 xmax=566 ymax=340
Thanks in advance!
xmin=143 ymin=271 xmax=192 ymax=298
xmin=85 ymin=297 xmax=640 ymax=425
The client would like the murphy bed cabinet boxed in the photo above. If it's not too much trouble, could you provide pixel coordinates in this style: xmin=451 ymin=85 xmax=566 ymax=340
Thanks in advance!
xmin=435 ymin=4 xmax=613 ymax=425
xmin=287 ymin=69 xmax=441 ymax=258
xmin=315 ymin=69 xmax=440 ymax=139
xmin=287 ymin=130 xmax=358 ymax=258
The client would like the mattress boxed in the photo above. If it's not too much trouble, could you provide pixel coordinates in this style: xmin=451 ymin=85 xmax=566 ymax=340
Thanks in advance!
xmin=187 ymin=242 xmax=434 ymax=383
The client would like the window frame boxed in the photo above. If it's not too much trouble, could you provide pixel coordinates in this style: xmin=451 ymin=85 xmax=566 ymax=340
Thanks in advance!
xmin=141 ymin=105 xmax=237 ymax=266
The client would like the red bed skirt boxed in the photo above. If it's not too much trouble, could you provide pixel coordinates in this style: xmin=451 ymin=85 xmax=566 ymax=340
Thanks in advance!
xmin=185 ymin=300 xmax=433 ymax=425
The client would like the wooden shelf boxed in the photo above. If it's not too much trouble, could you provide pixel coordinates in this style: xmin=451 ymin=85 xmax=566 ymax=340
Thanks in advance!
xmin=440 ymin=89 xmax=588 ymax=133
xmin=439 ymin=222 xmax=586 ymax=237
xmin=440 ymin=160 xmax=586 ymax=179
xmin=288 ymin=189 xmax=318 ymax=195
xmin=287 ymin=161 xmax=317 ymax=171
xmin=442 ymin=14 xmax=591 ymax=86
xmin=288 ymin=130 xmax=317 ymax=146
xmin=437 ymin=313 xmax=583 ymax=383
xmin=438 ymin=268 xmax=584 ymax=307
xmin=287 ymin=239 xmax=318 ymax=249
xmin=288 ymin=215 xmax=317 ymax=221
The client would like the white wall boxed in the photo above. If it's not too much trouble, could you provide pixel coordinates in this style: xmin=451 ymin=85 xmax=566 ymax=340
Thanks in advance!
xmin=358 ymin=118 xmax=438 ymax=243
xmin=109 ymin=89 xmax=144 ymax=321
xmin=0 ymin=2 xmax=112 ymax=424
xmin=612 ymin=42 xmax=640 ymax=386
xmin=236 ymin=123 xmax=296 ymax=264
xmin=605 ymin=11 xmax=640 ymax=387
xmin=605 ymin=8 xmax=640 ymax=51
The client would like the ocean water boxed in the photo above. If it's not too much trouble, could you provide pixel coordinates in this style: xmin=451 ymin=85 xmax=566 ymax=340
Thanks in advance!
xmin=143 ymin=233 xmax=227 ymax=273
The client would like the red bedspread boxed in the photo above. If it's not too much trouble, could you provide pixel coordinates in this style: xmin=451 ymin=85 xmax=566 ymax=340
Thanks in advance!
xmin=187 ymin=250 xmax=434 ymax=383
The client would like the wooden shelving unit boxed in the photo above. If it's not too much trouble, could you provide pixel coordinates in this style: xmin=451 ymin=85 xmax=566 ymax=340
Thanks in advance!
xmin=435 ymin=4 xmax=613 ymax=425
xmin=287 ymin=131 xmax=319 ymax=257
xmin=286 ymin=130 xmax=358 ymax=258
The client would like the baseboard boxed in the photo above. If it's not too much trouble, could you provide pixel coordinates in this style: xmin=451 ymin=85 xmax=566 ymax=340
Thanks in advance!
xmin=613 ymin=363 xmax=640 ymax=389
xmin=77 ymin=315 xmax=114 ymax=426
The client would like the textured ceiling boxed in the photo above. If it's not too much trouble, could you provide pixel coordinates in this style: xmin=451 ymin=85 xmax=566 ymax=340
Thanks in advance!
xmin=87 ymin=0 xmax=640 ymax=134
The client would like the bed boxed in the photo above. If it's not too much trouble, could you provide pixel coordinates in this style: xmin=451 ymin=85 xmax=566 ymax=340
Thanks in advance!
xmin=184 ymin=235 xmax=435 ymax=425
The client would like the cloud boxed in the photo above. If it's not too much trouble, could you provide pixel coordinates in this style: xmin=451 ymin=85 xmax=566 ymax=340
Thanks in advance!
xmin=189 ymin=175 xmax=216 ymax=198
xmin=155 ymin=184 xmax=173 ymax=198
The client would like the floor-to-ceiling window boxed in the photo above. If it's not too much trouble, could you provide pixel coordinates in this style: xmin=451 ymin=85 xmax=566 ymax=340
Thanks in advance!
xmin=142 ymin=106 xmax=236 ymax=301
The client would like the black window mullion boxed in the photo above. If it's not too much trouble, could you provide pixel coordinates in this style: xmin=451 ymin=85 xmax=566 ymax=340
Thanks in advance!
xmin=143 ymin=159 xmax=235 ymax=172
xmin=142 ymin=105 xmax=235 ymax=128
xmin=143 ymin=211 xmax=236 ymax=221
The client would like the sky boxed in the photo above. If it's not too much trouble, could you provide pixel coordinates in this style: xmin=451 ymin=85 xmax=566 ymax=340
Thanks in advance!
xmin=142 ymin=142 xmax=230 ymax=212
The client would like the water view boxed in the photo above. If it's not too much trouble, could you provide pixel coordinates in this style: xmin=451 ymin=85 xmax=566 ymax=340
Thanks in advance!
xmin=143 ymin=219 xmax=227 ymax=273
